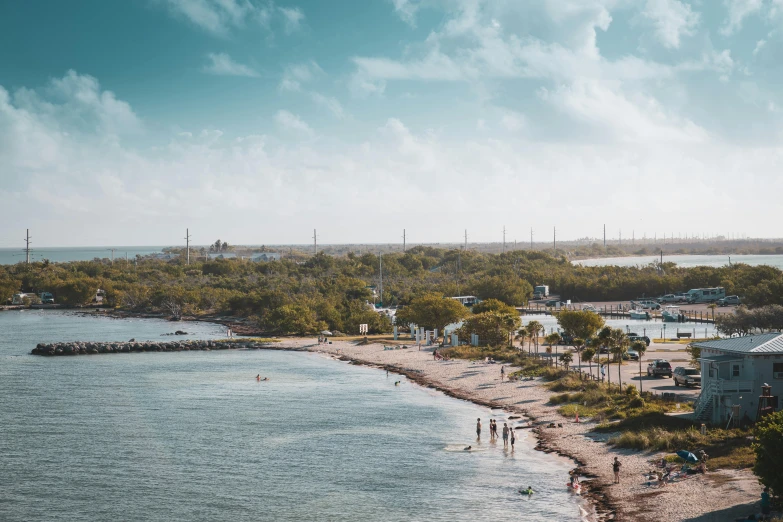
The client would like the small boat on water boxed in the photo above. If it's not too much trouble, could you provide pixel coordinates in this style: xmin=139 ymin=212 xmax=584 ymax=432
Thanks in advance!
xmin=629 ymin=308 xmax=651 ymax=320
xmin=662 ymin=305 xmax=680 ymax=322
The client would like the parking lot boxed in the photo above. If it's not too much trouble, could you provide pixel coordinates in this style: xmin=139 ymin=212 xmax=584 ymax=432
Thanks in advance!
xmin=570 ymin=342 xmax=701 ymax=401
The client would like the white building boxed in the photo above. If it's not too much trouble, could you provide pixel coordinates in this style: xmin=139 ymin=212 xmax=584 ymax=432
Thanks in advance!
xmin=693 ymin=333 xmax=783 ymax=424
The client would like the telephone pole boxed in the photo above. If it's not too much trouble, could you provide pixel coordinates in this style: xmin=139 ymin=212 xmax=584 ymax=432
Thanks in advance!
xmin=603 ymin=224 xmax=606 ymax=248
xmin=503 ymin=226 xmax=506 ymax=253
xmin=107 ymin=248 xmax=116 ymax=264
xmin=464 ymin=229 xmax=468 ymax=250
xmin=530 ymin=227 xmax=533 ymax=249
xmin=313 ymin=229 xmax=317 ymax=255
xmin=379 ymin=253 xmax=383 ymax=308
xmin=24 ymin=229 xmax=31 ymax=264
xmin=553 ymin=226 xmax=556 ymax=254
xmin=402 ymin=229 xmax=406 ymax=252
xmin=184 ymin=228 xmax=191 ymax=265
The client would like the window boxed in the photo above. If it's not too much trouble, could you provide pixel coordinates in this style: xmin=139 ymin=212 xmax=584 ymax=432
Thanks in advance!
xmin=732 ymin=365 xmax=740 ymax=377
xmin=774 ymin=363 xmax=783 ymax=379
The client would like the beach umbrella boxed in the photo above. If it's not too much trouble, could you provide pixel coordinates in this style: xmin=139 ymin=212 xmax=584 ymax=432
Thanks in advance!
xmin=320 ymin=330 xmax=333 ymax=336
xmin=676 ymin=450 xmax=699 ymax=463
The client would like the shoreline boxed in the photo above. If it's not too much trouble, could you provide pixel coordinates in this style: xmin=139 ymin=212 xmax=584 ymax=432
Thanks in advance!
xmin=288 ymin=339 xmax=761 ymax=522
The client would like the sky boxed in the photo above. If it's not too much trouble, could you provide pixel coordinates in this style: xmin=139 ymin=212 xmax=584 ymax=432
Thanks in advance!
xmin=0 ymin=0 xmax=782 ymax=247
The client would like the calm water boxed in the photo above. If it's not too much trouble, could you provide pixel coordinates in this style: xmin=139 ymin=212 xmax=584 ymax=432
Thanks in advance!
xmin=0 ymin=311 xmax=587 ymax=521
xmin=574 ymin=254 xmax=783 ymax=269
xmin=523 ymin=316 xmax=718 ymax=338
xmin=0 ymin=246 xmax=166 ymax=265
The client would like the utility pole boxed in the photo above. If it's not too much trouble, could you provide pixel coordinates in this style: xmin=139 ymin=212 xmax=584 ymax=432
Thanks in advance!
xmin=619 ymin=229 xmax=621 ymax=245
xmin=24 ymin=229 xmax=31 ymax=264
xmin=402 ymin=229 xmax=406 ymax=252
xmin=184 ymin=228 xmax=191 ymax=265
xmin=313 ymin=229 xmax=317 ymax=255
xmin=603 ymin=224 xmax=606 ymax=248
xmin=632 ymin=230 xmax=635 ymax=246
xmin=379 ymin=253 xmax=383 ymax=308
xmin=553 ymin=226 xmax=556 ymax=254
xmin=107 ymin=248 xmax=116 ymax=264
xmin=464 ymin=229 xmax=468 ymax=250
xmin=502 ymin=226 xmax=506 ymax=253
xmin=530 ymin=227 xmax=533 ymax=249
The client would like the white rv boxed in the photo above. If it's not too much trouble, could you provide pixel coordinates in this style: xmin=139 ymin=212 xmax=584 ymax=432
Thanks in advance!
xmin=686 ymin=287 xmax=725 ymax=304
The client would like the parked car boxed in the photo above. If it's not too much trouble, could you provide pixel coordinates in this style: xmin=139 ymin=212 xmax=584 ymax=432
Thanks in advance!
xmin=631 ymin=299 xmax=661 ymax=310
xmin=675 ymin=292 xmax=690 ymax=302
xmin=717 ymin=295 xmax=741 ymax=307
xmin=673 ymin=367 xmax=701 ymax=387
xmin=657 ymin=294 xmax=680 ymax=304
xmin=39 ymin=292 xmax=54 ymax=304
xmin=647 ymin=359 xmax=673 ymax=378
xmin=624 ymin=350 xmax=639 ymax=361
xmin=545 ymin=300 xmax=565 ymax=308
xmin=628 ymin=334 xmax=651 ymax=346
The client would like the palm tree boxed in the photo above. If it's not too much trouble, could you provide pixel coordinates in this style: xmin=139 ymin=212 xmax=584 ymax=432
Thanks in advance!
xmin=609 ymin=328 xmax=630 ymax=392
xmin=561 ymin=350 xmax=573 ymax=370
xmin=515 ymin=327 xmax=528 ymax=353
xmin=581 ymin=347 xmax=596 ymax=380
xmin=545 ymin=332 xmax=561 ymax=367
xmin=589 ymin=337 xmax=602 ymax=377
xmin=598 ymin=326 xmax=612 ymax=385
xmin=631 ymin=340 xmax=648 ymax=393
xmin=527 ymin=320 xmax=543 ymax=358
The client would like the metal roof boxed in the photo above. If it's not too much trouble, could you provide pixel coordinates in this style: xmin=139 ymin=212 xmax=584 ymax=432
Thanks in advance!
xmin=693 ymin=332 xmax=783 ymax=354
xmin=700 ymin=354 xmax=745 ymax=363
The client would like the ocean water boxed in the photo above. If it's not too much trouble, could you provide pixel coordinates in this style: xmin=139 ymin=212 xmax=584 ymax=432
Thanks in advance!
xmin=0 ymin=311 xmax=588 ymax=521
xmin=574 ymin=254 xmax=783 ymax=269
xmin=0 ymin=246 xmax=165 ymax=265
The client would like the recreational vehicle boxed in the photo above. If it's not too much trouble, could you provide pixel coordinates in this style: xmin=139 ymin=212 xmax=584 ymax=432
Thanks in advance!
xmin=686 ymin=287 xmax=725 ymax=304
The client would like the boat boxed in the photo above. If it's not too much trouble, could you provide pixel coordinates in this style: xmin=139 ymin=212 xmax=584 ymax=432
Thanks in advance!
xmin=662 ymin=305 xmax=680 ymax=322
xmin=629 ymin=308 xmax=651 ymax=320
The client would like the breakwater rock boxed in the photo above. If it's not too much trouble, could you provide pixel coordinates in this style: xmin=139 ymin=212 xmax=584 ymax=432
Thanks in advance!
xmin=31 ymin=339 xmax=270 ymax=356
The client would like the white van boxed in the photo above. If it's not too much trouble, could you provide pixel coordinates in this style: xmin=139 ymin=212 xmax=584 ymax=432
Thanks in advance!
xmin=631 ymin=299 xmax=661 ymax=310
xmin=686 ymin=287 xmax=725 ymax=303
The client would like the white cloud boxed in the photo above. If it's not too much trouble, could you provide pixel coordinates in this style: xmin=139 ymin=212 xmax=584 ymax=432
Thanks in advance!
xmin=391 ymin=0 xmax=420 ymax=26
xmin=309 ymin=92 xmax=345 ymax=119
xmin=279 ymin=6 xmax=304 ymax=33
xmin=720 ymin=0 xmax=763 ymax=36
xmin=274 ymin=109 xmax=314 ymax=137
xmin=642 ymin=0 xmax=700 ymax=49
xmin=202 ymin=53 xmax=259 ymax=77
xmin=279 ymin=61 xmax=323 ymax=92
xmin=500 ymin=111 xmax=526 ymax=132
xmin=753 ymin=39 xmax=767 ymax=55
xmin=542 ymin=79 xmax=708 ymax=143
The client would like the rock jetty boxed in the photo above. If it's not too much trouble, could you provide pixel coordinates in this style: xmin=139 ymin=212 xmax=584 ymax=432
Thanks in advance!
xmin=31 ymin=339 xmax=269 ymax=356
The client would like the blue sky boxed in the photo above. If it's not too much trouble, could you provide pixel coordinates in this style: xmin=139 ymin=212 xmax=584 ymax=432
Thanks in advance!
xmin=0 ymin=0 xmax=781 ymax=247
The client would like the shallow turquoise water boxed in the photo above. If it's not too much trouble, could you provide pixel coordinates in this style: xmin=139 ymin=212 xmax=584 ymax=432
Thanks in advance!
xmin=0 ymin=312 xmax=586 ymax=521
xmin=574 ymin=254 xmax=783 ymax=269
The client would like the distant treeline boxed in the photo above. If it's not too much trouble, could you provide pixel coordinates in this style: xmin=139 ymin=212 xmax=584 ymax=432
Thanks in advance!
xmin=2 ymin=247 xmax=783 ymax=335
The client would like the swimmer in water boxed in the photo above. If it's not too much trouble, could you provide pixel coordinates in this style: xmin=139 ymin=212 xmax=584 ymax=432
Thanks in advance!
xmin=256 ymin=374 xmax=260 ymax=381
xmin=464 ymin=445 xmax=472 ymax=451
xmin=525 ymin=486 xmax=533 ymax=495
xmin=395 ymin=381 xmax=400 ymax=386
xmin=261 ymin=377 xmax=269 ymax=381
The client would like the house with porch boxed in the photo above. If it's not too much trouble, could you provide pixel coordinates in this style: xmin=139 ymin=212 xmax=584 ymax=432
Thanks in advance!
xmin=692 ymin=333 xmax=783 ymax=424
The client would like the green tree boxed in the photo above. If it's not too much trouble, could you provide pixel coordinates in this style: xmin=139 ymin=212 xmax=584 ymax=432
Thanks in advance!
xmin=526 ymin=320 xmax=544 ymax=357
xmin=598 ymin=327 xmax=612 ymax=385
xmin=753 ymin=410 xmax=783 ymax=497
xmin=556 ymin=310 xmax=605 ymax=352
xmin=456 ymin=311 xmax=521 ymax=347
xmin=470 ymin=274 xmax=532 ymax=306
xmin=561 ymin=350 xmax=573 ymax=370
xmin=515 ymin=327 xmax=529 ymax=353
xmin=471 ymin=298 xmax=518 ymax=315
xmin=609 ymin=328 xmax=629 ymax=392
xmin=395 ymin=293 xmax=470 ymax=332
xmin=631 ymin=340 xmax=647 ymax=393
xmin=685 ymin=343 xmax=701 ymax=368
xmin=581 ymin=347 xmax=596 ymax=380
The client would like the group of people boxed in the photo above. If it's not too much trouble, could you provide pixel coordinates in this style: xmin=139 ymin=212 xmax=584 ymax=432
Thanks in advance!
xmin=477 ymin=418 xmax=516 ymax=450
xmin=255 ymin=374 xmax=268 ymax=382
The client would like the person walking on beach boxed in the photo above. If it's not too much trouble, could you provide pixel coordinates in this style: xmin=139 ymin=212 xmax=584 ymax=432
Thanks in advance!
xmin=476 ymin=418 xmax=482 ymax=439
xmin=761 ymin=487 xmax=771 ymax=515
xmin=600 ymin=364 xmax=606 ymax=382
xmin=510 ymin=427 xmax=516 ymax=451
xmin=612 ymin=457 xmax=621 ymax=484
xmin=500 ymin=365 xmax=505 ymax=381
xmin=502 ymin=423 xmax=509 ymax=447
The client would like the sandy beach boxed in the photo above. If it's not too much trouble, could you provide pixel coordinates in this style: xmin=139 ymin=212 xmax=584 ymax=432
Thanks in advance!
xmin=275 ymin=338 xmax=762 ymax=522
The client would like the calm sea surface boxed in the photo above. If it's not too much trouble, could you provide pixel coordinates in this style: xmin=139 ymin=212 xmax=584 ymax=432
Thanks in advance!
xmin=0 ymin=311 xmax=587 ymax=521
xmin=0 ymin=246 xmax=166 ymax=265
xmin=574 ymin=254 xmax=783 ymax=269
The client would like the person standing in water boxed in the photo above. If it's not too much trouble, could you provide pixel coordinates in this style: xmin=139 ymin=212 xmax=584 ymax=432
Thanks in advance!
xmin=510 ymin=427 xmax=516 ymax=451
xmin=476 ymin=418 xmax=482 ymax=440
xmin=502 ymin=423 xmax=509 ymax=447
